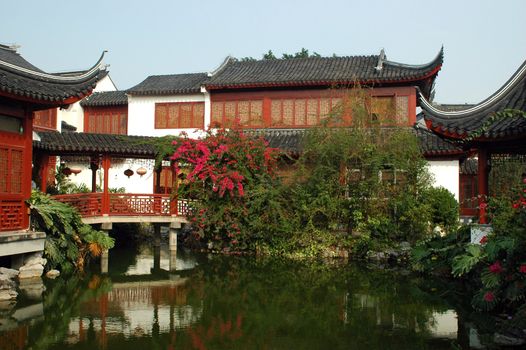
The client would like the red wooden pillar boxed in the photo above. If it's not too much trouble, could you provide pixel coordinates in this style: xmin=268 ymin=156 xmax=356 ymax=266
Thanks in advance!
xmin=155 ymin=167 xmax=162 ymax=194
xmin=102 ymin=155 xmax=111 ymax=215
xmin=22 ymin=111 xmax=33 ymax=230
xmin=477 ymin=148 xmax=489 ymax=224
xmin=39 ymin=153 xmax=50 ymax=192
xmin=262 ymin=97 xmax=271 ymax=127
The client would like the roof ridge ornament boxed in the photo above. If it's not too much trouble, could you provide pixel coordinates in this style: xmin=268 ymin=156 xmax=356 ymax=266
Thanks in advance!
xmin=208 ymin=56 xmax=233 ymax=77
xmin=375 ymin=48 xmax=386 ymax=71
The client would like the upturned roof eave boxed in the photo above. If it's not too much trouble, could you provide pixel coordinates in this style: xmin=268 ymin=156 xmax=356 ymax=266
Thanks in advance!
xmin=0 ymin=50 xmax=108 ymax=83
xmin=419 ymin=58 xmax=526 ymax=120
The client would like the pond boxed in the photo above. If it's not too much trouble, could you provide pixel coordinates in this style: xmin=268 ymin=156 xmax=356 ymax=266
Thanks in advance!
xmin=0 ymin=244 xmax=502 ymax=349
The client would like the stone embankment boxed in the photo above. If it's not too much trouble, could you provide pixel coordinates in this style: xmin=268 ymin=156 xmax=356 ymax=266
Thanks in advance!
xmin=0 ymin=253 xmax=59 ymax=302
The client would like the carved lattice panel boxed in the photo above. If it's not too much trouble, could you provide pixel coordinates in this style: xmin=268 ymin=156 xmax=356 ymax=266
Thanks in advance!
xmin=396 ymin=96 xmax=409 ymax=124
xmin=0 ymin=148 xmax=7 ymax=192
xmin=10 ymin=149 xmax=23 ymax=194
xmin=0 ymin=200 xmax=25 ymax=231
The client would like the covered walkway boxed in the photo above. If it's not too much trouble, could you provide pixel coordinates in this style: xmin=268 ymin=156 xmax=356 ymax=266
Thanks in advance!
xmin=33 ymin=131 xmax=190 ymax=224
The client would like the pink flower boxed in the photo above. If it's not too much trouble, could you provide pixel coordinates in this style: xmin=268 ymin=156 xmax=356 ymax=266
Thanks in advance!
xmin=489 ymin=261 xmax=503 ymax=274
xmin=237 ymin=182 xmax=244 ymax=197
xmin=519 ymin=264 xmax=526 ymax=274
xmin=484 ymin=291 xmax=495 ymax=302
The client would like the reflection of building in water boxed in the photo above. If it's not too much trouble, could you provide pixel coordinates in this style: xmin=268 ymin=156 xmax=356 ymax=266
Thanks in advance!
xmin=0 ymin=325 xmax=28 ymax=350
xmin=125 ymin=245 xmax=198 ymax=275
xmin=65 ymin=278 xmax=203 ymax=347
xmin=349 ymin=293 xmax=458 ymax=339
xmin=0 ymin=303 xmax=43 ymax=350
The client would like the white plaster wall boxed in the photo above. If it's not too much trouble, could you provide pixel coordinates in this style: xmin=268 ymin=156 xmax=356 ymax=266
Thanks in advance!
xmin=93 ymin=75 xmax=118 ymax=92
xmin=62 ymin=158 xmax=155 ymax=194
xmin=427 ymin=160 xmax=459 ymax=201
xmin=127 ymin=93 xmax=209 ymax=138
xmin=57 ymin=75 xmax=118 ymax=132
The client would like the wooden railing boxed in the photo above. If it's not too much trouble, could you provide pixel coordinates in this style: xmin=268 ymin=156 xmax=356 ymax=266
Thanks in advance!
xmin=53 ymin=193 xmax=103 ymax=217
xmin=52 ymin=193 xmax=191 ymax=218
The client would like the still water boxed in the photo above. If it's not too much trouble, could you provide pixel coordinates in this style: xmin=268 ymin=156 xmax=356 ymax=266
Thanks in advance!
xmin=0 ymin=245 xmax=495 ymax=349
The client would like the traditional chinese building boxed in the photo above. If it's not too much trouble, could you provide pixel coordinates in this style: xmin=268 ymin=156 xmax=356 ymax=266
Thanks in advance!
xmin=204 ymin=49 xmax=443 ymax=129
xmin=419 ymin=58 xmax=526 ymax=223
xmin=0 ymin=43 xmax=106 ymax=258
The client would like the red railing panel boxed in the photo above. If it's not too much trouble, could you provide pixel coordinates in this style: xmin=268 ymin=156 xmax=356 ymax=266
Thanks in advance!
xmin=52 ymin=193 xmax=102 ymax=217
xmin=108 ymin=193 xmax=171 ymax=216
xmin=52 ymin=193 xmax=192 ymax=218
xmin=0 ymin=199 xmax=26 ymax=232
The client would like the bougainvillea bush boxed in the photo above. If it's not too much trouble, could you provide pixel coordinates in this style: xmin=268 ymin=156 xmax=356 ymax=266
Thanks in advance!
xmin=172 ymin=128 xmax=291 ymax=252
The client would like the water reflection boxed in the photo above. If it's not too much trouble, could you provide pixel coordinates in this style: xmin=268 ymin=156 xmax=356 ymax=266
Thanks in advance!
xmin=0 ymin=247 xmax=500 ymax=349
xmin=121 ymin=245 xmax=198 ymax=275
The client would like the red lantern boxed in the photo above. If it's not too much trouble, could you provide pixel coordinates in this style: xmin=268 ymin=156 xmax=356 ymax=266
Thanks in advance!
xmin=124 ymin=169 xmax=134 ymax=178
xmin=62 ymin=167 xmax=72 ymax=176
xmin=137 ymin=167 xmax=147 ymax=177
xmin=70 ymin=167 xmax=82 ymax=175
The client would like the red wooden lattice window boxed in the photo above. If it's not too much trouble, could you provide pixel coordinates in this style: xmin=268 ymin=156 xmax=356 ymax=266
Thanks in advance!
xmin=155 ymin=102 xmax=205 ymax=129
xmin=0 ymin=145 xmax=25 ymax=231
xmin=85 ymin=108 xmax=127 ymax=135
xmin=211 ymin=100 xmax=264 ymax=128
xmin=33 ymin=108 xmax=57 ymax=130
xmin=270 ymin=97 xmax=343 ymax=127
xmin=0 ymin=146 xmax=23 ymax=194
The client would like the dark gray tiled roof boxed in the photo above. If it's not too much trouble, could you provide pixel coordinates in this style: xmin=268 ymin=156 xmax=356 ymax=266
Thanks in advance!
xmin=413 ymin=125 xmax=464 ymax=156
xmin=0 ymin=45 xmax=107 ymax=106
xmin=246 ymin=125 xmax=462 ymax=157
xmin=61 ymin=120 xmax=77 ymax=132
xmin=34 ymin=131 xmax=157 ymax=157
xmin=206 ymin=50 xmax=443 ymax=98
xmin=81 ymin=91 xmax=128 ymax=107
xmin=0 ymin=44 xmax=42 ymax=71
xmin=420 ymin=59 xmax=526 ymax=139
xmin=431 ymin=103 xmax=475 ymax=112
xmin=127 ymin=73 xmax=208 ymax=96
xmin=460 ymin=158 xmax=477 ymax=175
xmin=244 ymin=129 xmax=305 ymax=154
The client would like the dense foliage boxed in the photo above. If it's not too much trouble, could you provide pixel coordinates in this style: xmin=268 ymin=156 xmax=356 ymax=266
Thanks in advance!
xmin=29 ymin=191 xmax=115 ymax=273
xmin=412 ymin=179 xmax=526 ymax=328
xmin=173 ymin=88 xmax=447 ymax=257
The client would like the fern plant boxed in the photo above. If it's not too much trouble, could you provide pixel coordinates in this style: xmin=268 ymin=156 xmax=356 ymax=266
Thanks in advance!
xmin=29 ymin=191 xmax=115 ymax=273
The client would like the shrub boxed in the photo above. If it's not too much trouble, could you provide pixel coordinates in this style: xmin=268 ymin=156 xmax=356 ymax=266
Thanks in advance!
xmin=424 ymin=186 xmax=459 ymax=231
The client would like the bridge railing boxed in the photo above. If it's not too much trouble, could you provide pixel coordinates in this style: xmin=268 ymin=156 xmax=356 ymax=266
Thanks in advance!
xmin=53 ymin=193 xmax=103 ymax=217
xmin=52 ymin=193 xmax=192 ymax=217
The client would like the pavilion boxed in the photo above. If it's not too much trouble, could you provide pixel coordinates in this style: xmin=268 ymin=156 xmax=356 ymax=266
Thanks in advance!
xmin=419 ymin=58 xmax=526 ymax=223
xmin=0 ymin=43 xmax=106 ymax=259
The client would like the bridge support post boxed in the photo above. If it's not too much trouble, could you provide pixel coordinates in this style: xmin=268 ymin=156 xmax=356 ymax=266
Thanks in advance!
xmin=101 ymin=249 xmax=109 ymax=274
xmin=169 ymin=222 xmax=180 ymax=272
xmin=100 ymin=221 xmax=112 ymax=274
xmin=169 ymin=222 xmax=180 ymax=251
xmin=153 ymin=224 xmax=161 ymax=247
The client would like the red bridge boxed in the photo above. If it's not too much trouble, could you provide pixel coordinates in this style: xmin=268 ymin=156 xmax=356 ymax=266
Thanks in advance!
xmin=52 ymin=193 xmax=191 ymax=225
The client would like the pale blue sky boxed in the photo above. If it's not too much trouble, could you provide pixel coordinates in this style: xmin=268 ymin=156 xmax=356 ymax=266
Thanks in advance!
xmin=3 ymin=0 xmax=525 ymax=103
